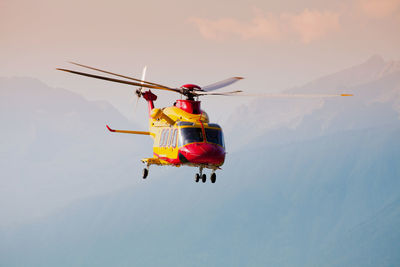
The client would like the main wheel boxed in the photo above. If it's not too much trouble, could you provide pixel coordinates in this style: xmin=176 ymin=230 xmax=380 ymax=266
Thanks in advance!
xmin=195 ymin=173 xmax=200 ymax=183
xmin=210 ymin=173 xmax=216 ymax=183
xmin=142 ymin=168 xmax=149 ymax=179
xmin=201 ymin=174 xmax=206 ymax=183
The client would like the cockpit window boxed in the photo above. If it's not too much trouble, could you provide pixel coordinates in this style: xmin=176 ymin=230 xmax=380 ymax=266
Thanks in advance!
xmin=205 ymin=128 xmax=224 ymax=147
xmin=179 ymin=127 xmax=225 ymax=147
xmin=180 ymin=128 xmax=204 ymax=145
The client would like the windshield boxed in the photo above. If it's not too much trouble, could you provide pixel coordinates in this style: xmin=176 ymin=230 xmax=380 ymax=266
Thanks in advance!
xmin=205 ymin=128 xmax=224 ymax=147
xmin=180 ymin=128 xmax=204 ymax=145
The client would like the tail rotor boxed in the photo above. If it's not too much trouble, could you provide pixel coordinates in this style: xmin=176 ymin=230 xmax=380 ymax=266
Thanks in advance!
xmin=132 ymin=66 xmax=147 ymax=117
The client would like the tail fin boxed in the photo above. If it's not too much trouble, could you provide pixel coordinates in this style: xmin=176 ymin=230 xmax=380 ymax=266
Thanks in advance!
xmin=142 ymin=91 xmax=157 ymax=116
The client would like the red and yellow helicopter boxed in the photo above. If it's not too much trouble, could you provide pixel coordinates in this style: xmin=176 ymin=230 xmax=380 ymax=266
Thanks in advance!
xmin=57 ymin=62 xmax=352 ymax=183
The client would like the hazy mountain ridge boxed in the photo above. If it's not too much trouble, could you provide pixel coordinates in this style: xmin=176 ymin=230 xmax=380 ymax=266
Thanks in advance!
xmin=290 ymin=55 xmax=400 ymax=93
xmin=1 ymin=124 xmax=399 ymax=267
xmin=226 ymin=55 xmax=400 ymax=151
xmin=0 ymin=77 xmax=152 ymax=226
xmin=317 ymin=196 xmax=400 ymax=266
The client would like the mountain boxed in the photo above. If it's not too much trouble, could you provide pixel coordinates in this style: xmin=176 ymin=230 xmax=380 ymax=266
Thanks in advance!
xmin=289 ymin=54 xmax=400 ymax=93
xmin=0 ymin=77 xmax=152 ymax=226
xmin=318 ymin=196 xmax=400 ymax=266
xmin=1 ymin=125 xmax=399 ymax=267
xmin=225 ymin=55 xmax=400 ymax=151
xmin=1 ymin=56 xmax=400 ymax=266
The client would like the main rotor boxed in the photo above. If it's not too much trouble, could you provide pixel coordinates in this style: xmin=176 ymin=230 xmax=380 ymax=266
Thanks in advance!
xmin=57 ymin=62 xmax=244 ymax=101
xmin=56 ymin=62 xmax=353 ymax=102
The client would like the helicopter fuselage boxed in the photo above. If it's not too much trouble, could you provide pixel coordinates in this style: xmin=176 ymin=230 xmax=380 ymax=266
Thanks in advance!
xmin=144 ymin=96 xmax=226 ymax=170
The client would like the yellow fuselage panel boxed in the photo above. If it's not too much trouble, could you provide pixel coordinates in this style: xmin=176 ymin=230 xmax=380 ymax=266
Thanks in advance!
xmin=162 ymin=106 xmax=209 ymax=123
xmin=151 ymin=124 xmax=180 ymax=162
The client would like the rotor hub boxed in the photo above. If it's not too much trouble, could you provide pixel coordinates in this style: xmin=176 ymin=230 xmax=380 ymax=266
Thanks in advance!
xmin=181 ymin=84 xmax=202 ymax=91
xmin=175 ymin=99 xmax=201 ymax=114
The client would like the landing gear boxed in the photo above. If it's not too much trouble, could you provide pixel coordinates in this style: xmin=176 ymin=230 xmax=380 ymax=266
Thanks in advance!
xmin=142 ymin=168 xmax=149 ymax=179
xmin=194 ymin=167 xmax=217 ymax=183
xmin=202 ymin=174 xmax=206 ymax=183
xmin=195 ymin=167 xmax=204 ymax=183
xmin=210 ymin=172 xmax=216 ymax=183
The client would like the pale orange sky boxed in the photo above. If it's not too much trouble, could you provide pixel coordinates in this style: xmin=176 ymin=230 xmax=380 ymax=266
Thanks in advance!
xmin=1 ymin=0 xmax=400 ymax=122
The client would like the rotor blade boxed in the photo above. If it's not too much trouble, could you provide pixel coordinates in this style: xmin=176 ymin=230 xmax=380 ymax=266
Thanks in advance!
xmin=133 ymin=65 xmax=147 ymax=118
xmin=205 ymin=94 xmax=353 ymax=98
xmin=140 ymin=66 xmax=147 ymax=88
xmin=202 ymin=77 xmax=244 ymax=92
xmin=69 ymin=62 xmax=172 ymax=89
xmin=133 ymin=95 xmax=140 ymax=117
xmin=197 ymin=90 xmax=243 ymax=96
xmin=57 ymin=68 xmax=181 ymax=93
xmin=197 ymin=91 xmax=353 ymax=97
xmin=229 ymin=93 xmax=354 ymax=98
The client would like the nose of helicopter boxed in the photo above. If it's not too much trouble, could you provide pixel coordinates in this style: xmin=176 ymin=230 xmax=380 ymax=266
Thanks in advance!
xmin=178 ymin=143 xmax=225 ymax=165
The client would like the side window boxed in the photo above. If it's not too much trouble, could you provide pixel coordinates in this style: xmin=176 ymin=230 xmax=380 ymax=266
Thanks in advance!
xmin=159 ymin=129 xmax=165 ymax=147
xmin=168 ymin=129 xmax=173 ymax=147
xmin=172 ymin=129 xmax=177 ymax=148
xmin=170 ymin=129 xmax=175 ymax=147
xmin=164 ymin=129 xmax=170 ymax=147
xmin=164 ymin=129 xmax=169 ymax=147
xmin=167 ymin=129 xmax=172 ymax=147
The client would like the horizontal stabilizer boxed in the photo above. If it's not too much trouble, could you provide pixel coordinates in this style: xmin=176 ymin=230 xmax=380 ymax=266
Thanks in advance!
xmin=141 ymin=158 xmax=163 ymax=166
xmin=106 ymin=125 xmax=150 ymax=135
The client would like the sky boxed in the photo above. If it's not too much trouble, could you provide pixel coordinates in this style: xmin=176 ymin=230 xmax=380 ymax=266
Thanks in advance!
xmin=1 ymin=0 xmax=400 ymax=122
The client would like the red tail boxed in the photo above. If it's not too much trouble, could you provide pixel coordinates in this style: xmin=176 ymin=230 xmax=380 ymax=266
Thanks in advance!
xmin=142 ymin=90 xmax=157 ymax=117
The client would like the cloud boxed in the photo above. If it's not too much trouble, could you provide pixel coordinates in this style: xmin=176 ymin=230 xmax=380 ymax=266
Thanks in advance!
xmin=190 ymin=9 xmax=340 ymax=44
xmin=284 ymin=9 xmax=340 ymax=43
xmin=189 ymin=15 xmax=281 ymax=42
xmin=357 ymin=0 xmax=400 ymax=18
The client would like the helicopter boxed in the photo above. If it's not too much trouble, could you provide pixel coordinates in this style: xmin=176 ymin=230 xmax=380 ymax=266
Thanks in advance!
xmin=57 ymin=62 xmax=353 ymax=183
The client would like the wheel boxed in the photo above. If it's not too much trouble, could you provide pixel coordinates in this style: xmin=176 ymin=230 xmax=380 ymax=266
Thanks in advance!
xmin=195 ymin=173 xmax=200 ymax=183
xmin=210 ymin=173 xmax=216 ymax=183
xmin=142 ymin=168 xmax=148 ymax=179
xmin=201 ymin=174 xmax=206 ymax=183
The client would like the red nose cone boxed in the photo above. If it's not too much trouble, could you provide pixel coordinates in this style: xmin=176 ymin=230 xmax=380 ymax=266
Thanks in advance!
xmin=178 ymin=143 xmax=225 ymax=165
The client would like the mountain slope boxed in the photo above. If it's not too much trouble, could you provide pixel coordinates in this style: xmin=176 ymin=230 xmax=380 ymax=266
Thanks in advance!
xmin=0 ymin=77 xmax=152 ymax=226
xmin=226 ymin=55 xmax=400 ymax=151
xmin=1 ymin=125 xmax=399 ymax=267
xmin=318 ymin=196 xmax=400 ymax=267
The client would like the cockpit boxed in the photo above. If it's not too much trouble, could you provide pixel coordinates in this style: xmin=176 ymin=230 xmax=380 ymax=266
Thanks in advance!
xmin=178 ymin=122 xmax=225 ymax=147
